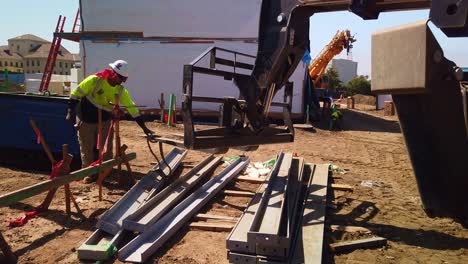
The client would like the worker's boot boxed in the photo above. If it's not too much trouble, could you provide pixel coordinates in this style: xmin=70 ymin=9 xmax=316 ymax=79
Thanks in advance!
xmin=83 ymin=174 xmax=98 ymax=184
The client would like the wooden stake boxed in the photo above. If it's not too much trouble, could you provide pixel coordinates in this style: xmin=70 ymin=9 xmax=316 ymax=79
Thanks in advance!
xmin=114 ymin=94 xmax=123 ymax=185
xmin=159 ymin=93 xmax=165 ymax=123
xmin=97 ymin=108 xmax=104 ymax=201
xmin=63 ymin=145 xmax=71 ymax=215
xmin=30 ymin=118 xmax=55 ymax=165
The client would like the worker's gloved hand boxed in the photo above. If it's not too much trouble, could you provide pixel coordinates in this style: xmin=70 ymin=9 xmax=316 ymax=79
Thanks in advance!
xmin=65 ymin=109 xmax=74 ymax=124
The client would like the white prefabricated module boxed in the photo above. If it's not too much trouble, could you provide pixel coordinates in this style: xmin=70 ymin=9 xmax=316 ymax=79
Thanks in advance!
xmin=79 ymin=0 xmax=306 ymax=115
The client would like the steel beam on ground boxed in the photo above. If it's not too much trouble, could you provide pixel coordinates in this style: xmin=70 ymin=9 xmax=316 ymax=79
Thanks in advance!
xmin=122 ymin=155 xmax=221 ymax=232
xmin=301 ymin=164 xmax=329 ymax=264
xmin=97 ymin=148 xmax=186 ymax=235
xmin=290 ymin=164 xmax=315 ymax=263
xmin=228 ymin=251 xmax=257 ymax=264
xmin=226 ymin=181 xmax=269 ymax=254
xmin=257 ymin=156 xmax=304 ymax=258
xmin=0 ymin=153 xmax=136 ymax=207
xmin=77 ymin=230 xmax=126 ymax=261
xmin=118 ymin=157 xmax=250 ymax=263
xmin=248 ymin=153 xmax=292 ymax=254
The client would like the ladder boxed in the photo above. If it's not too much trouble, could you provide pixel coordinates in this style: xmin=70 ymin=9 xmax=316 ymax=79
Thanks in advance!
xmin=72 ymin=9 xmax=81 ymax=33
xmin=39 ymin=15 xmax=66 ymax=93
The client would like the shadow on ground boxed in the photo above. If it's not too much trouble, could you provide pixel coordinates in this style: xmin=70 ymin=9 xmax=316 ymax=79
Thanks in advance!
xmin=312 ymin=109 xmax=401 ymax=133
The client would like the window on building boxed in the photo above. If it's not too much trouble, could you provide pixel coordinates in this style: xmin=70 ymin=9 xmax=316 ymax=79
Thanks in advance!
xmin=10 ymin=62 xmax=13 ymax=67
xmin=26 ymin=60 xmax=29 ymax=67
xmin=65 ymin=63 xmax=68 ymax=68
xmin=54 ymin=71 xmax=56 ymax=74
xmin=37 ymin=70 xmax=40 ymax=73
xmin=60 ymin=72 xmax=63 ymax=75
xmin=59 ymin=62 xmax=62 ymax=67
xmin=26 ymin=71 xmax=29 ymax=74
xmin=15 ymin=62 xmax=18 ymax=67
xmin=17 ymin=45 xmax=19 ymax=51
xmin=0 ymin=61 xmax=2 ymax=67
xmin=20 ymin=62 xmax=23 ymax=67
xmin=32 ymin=61 xmax=35 ymax=66
xmin=37 ymin=60 xmax=40 ymax=66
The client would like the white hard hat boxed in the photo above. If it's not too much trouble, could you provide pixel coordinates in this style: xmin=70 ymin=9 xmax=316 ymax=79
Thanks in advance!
xmin=109 ymin=59 xmax=129 ymax=78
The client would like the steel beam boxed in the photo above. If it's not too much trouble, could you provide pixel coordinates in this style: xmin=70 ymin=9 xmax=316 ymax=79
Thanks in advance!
xmin=97 ymin=148 xmax=186 ymax=235
xmin=302 ymin=164 xmax=329 ymax=264
xmin=77 ymin=230 xmax=126 ymax=261
xmin=122 ymin=155 xmax=221 ymax=232
xmin=248 ymin=153 xmax=292 ymax=254
xmin=118 ymin=157 xmax=250 ymax=263
xmin=226 ymin=177 xmax=270 ymax=254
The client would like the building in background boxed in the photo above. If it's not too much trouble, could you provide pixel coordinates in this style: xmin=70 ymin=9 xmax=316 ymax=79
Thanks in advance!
xmin=0 ymin=34 xmax=80 ymax=75
xmin=329 ymin=58 xmax=358 ymax=84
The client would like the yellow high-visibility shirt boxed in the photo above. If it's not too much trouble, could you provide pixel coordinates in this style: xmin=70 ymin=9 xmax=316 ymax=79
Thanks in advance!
xmin=70 ymin=75 xmax=140 ymax=117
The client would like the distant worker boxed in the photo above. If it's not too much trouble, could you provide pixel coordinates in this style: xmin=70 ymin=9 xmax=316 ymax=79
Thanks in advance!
xmin=329 ymin=103 xmax=343 ymax=130
xmin=66 ymin=60 xmax=154 ymax=183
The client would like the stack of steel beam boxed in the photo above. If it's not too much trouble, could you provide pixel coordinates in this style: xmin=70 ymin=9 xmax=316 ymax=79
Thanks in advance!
xmin=227 ymin=151 xmax=330 ymax=264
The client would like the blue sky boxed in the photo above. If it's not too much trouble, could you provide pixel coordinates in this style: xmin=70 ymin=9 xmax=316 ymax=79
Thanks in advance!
xmin=1 ymin=2 xmax=467 ymax=76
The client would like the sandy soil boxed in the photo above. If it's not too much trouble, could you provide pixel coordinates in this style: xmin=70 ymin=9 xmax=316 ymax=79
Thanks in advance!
xmin=0 ymin=105 xmax=467 ymax=263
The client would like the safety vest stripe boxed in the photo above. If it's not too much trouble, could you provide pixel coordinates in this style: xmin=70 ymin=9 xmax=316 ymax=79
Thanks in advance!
xmin=70 ymin=94 xmax=80 ymax=100
xmin=75 ymin=87 xmax=86 ymax=97
xmin=84 ymin=95 xmax=113 ymax=113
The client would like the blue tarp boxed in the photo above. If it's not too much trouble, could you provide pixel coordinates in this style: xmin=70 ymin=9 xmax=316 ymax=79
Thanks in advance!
xmin=0 ymin=73 xmax=25 ymax=84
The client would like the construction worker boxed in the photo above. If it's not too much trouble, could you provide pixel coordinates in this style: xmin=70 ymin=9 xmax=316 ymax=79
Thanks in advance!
xmin=329 ymin=103 xmax=343 ymax=130
xmin=66 ymin=59 xmax=154 ymax=183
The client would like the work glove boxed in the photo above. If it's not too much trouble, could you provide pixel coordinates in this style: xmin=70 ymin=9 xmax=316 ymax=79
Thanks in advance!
xmin=65 ymin=109 xmax=74 ymax=124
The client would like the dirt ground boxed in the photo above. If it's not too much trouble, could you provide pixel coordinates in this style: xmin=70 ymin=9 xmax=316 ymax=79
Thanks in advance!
xmin=0 ymin=104 xmax=467 ymax=263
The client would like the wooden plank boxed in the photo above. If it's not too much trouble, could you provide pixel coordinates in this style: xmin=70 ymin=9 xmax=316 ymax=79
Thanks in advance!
xmin=195 ymin=213 xmax=238 ymax=222
xmin=236 ymin=176 xmax=266 ymax=183
xmin=189 ymin=222 xmax=234 ymax=232
xmin=329 ymin=225 xmax=371 ymax=233
xmin=331 ymin=183 xmax=354 ymax=192
xmin=118 ymin=158 xmax=250 ymax=263
xmin=223 ymin=190 xmax=255 ymax=197
xmin=302 ymin=164 xmax=329 ymax=264
xmin=0 ymin=153 xmax=136 ymax=207
xmin=330 ymin=237 xmax=387 ymax=253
